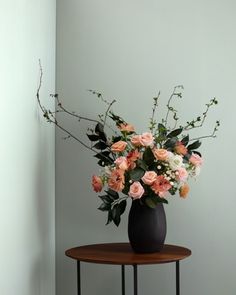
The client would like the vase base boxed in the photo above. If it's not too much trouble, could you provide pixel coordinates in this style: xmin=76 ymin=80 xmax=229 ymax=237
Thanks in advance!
xmin=129 ymin=242 xmax=164 ymax=254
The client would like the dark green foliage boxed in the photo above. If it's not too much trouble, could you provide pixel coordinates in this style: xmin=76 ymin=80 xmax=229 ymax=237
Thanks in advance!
xmin=87 ymin=134 xmax=100 ymax=141
xmin=164 ymin=137 xmax=178 ymax=149
xmin=98 ymin=190 xmax=126 ymax=226
xmin=95 ymin=123 xmax=107 ymax=142
xmin=94 ymin=151 xmax=113 ymax=166
xmin=181 ymin=135 xmax=189 ymax=146
xmin=143 ymin=147 xmax=155 ymax=166
xmin=93 ymin=141 xmax=108 ymax=150
xmin=129 ymin=167 xmax=145 ymax=181
xmin=167 ymin=128 xmax=183 ymax=138
xmin=187 ymin=140 xmax=201 ymax=150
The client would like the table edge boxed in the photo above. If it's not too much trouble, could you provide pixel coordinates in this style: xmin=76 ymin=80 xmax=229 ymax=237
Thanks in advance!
xmin=65 ymin=243 xmax=192 ymax=265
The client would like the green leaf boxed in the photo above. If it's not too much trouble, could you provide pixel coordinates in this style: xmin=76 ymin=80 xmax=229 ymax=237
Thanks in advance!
xmin=158 ymin=123 xmax=167 ymax=136
xmin=106 ymin=210 xmax=113 ymax=225
xmin=94 ymin=151 xmax=113 ymax=165
xmin=95 ymin=122 xmax=104 ymax=134
xmin=112 ymin=136 xmax=122 ymax=143
xmin=167 ymin=128 xmax=183 ymax=138
xmin=192 ymin=150 xmax=202 ymax=157
xmin=111 ymin=200 xmax=127 ymax=227
xmin=136 ymin=159 xmax=148 ymax=171
xmin=105 ymin=189 xmax=119 ymax=200
xmin=181 ymin=135 xmax=189 ymax=146
xmin=145 ymin=195 xmax=159 ymax=208
xmin=87 ymin=134 xmax=100 ymax=141
xmin=164 ymin=137 xmax=178 ymax=149
xmin=93 ymin=141 xmax=108 ymax=150
xmin=156 ymin=197 xmax=168 ymax=204
xmin=95 ymin=123 xmax=107 ymax=142
xmin=97 ymin=159 xmax=106 ymax=167
xmin=143 ymin=147 xmax=155 ymax=166
xmin=118 ymin=200 xmax=127 ymax=216
xmin=188 ymin=140 xmax=201 ymax=150
xmin=111 ymin=205 xmax=121 ymax=226
xmin=98 ymin=195 xmax=112 ymax=204
xmin=129 ymin=167 xmax=145 ymax=181
xmin=98 ymin=202 xmax=111 ymax=211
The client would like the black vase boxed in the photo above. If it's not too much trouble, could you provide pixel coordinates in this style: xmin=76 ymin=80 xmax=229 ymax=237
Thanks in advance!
xmin=128 ymin=199 xmax=166 ymax=253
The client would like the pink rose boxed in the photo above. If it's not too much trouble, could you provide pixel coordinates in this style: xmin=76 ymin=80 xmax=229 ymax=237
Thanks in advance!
xmin=189 ymin=153 xmax=203 ymax=166
xmin=151 ymin=175 xmax=172 ymax=195
xmin=111 ymin=141 xmax=127 ymax=152
xmin=176 ymin=167 xmax=188 ymax=182
xmin=140 ymin=132 xmax=154 ymax=146
xmin=153 ymin=148 xmax=169 ymax=161
xmin=128 ymin=181 xmax=145 ymax=199
xmin=118 ymin=123 xmax=135 ymax=133
xmin=92 ymin=175 xmax=103 ymax=192
xmin=108 ymin=169 xmax=125 ymax=192
xmin=131 ymin=135 xmax=142 ymax=147
xmin=141 ymin=171 xmax=157 ymax=185
xmin=115 ymin=156 xmax=129 ymax=171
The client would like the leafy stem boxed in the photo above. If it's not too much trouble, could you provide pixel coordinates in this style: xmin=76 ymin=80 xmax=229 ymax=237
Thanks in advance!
xmin=111 ymin=196 xmax=129 ymax=209
xmin=149 ymin=91 xmax=160 ymax=134
xmin=164 ymin=85 xmax=184 ymax=129
xmin=188 ymin=120 xmax=220 ymax=142
xmin=183 ymin=98 xmax=218 ymax=131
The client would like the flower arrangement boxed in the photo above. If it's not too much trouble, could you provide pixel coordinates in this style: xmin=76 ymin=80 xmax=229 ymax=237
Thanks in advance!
xmin=37 ymin=66 xmax=219 ymax=226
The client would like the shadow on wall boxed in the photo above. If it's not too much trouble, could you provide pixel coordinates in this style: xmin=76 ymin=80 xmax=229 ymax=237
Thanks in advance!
xmin=30 ymin=115 xmax=54 ymax=295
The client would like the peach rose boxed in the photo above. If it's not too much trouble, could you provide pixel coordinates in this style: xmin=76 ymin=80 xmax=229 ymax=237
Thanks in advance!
xmin=118 ymin=123 xmax=135 ymax=133
xmin=111 ymin=141 xmax=127 ymax=152
xmin=131 ymin=135 xmax=142 ymax=147
xmin=189 ymin=153 xmax=203 ymax=166
xmin=126 ymin=149 xmax=140 ymax=169
xmin=176 ymin=167 xmax=188 ymax=182
xmin=115 ymin=156 xmax=129 ymax=171
xmin=127 ymin=149 xmax=140 ymax=162
xmin=179 ymin=183 xmax=190 ymax=198
xmin=141 ymin=171 xmax=157 ymax=185
xmin=153 ymin=148 xmax=169 ymax=161
xmin=151 ymin=175 xmax=172 ymax=195
xmin=128 ymin=181 xmax=145 ymax=199
xmin=175 ymin=142 xmax=188 ymax=155
xmin=92 ymin=175 xmax=103 ymax=192
xmin=140 ymin=132 xmax=154 ymax=146
xmin=108 ymin=169 xmax=125 ymax=192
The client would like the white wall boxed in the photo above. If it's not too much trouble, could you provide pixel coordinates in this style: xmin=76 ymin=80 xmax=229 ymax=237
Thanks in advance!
xmin=0 ymin=1 xmax=56 ymax=295
xmin=56 ymin=1 xmax=236 ymax=295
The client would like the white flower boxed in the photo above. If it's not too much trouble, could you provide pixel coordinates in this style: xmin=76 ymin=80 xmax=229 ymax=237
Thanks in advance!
xmin=193 ymin=166 xmax=201 ymax=176
xmin=168 ymin=154 xmax=183 ymax=170
xmin=104 ymin=166 xmax=112 ymax=177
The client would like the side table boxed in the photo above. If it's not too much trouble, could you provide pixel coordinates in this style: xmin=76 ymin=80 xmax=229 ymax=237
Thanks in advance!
xmin=65 ymin=243 xmax=191 ymax=295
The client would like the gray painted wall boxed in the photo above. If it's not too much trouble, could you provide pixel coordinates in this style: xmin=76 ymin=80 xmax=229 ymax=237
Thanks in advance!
xmin=0 ymin=1 xmax=56 ymax=294
xmin=56 ymin=1 xmax=236 ymax=294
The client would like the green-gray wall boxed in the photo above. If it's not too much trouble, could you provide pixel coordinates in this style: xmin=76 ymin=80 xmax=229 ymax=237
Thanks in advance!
xmin=56 ymin=1 xmax=236 ymax=294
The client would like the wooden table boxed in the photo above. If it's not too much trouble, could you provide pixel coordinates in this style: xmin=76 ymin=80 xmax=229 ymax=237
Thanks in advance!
xmin=65 ymin=243 xmax=191 ymax=295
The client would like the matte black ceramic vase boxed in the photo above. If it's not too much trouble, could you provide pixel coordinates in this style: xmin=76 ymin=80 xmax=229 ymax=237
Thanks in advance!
xmin=128 ymin=200 xmax=166 ymax=253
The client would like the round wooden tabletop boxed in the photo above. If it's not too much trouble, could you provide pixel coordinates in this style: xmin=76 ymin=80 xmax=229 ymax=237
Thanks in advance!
xmin=65 ymin=243 xmax=191 ymax=265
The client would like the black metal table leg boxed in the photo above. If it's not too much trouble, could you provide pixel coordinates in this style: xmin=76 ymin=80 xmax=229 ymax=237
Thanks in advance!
xmin=121 ymin=265 xmax=125 ymax=295
xmin=133 ymin=264 xmax=138 ymax=295
xmin=176 ymin=261 xmax=180 ymax=295
xmin=77 ymin=261 xmax=81 ymax=295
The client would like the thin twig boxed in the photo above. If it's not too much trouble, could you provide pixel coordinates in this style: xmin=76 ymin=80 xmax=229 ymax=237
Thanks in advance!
xmin=103 ymin=99 xmax=116 ymax=128
xmin=52 ymin=94 xmax=100 ymax=124
xmin=164 ymin=85 xmax=183 ymax=128
xmin=36 ymin=60 xmax=110 ymax=157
